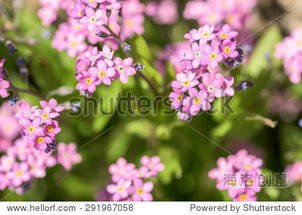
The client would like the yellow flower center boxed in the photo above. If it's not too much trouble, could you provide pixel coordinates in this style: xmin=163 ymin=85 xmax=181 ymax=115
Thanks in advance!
xmin=99 ymin=71 xmax=106 ymax=78
xmin=246 ymin=179 xmax=254 ymax=186
xmin=136 ymin=188 xmax=144 ymax=195
xmin=244 ymin=164 xmax=252 ymax=170
xmin=226 ymin=15 xmax=234 ymax=24
xmin=220 ymin=33 xmax=228 ymax=39
xmin=193 ymin=97 xmax=201 ymax=104
xmin=295 ymin=40 xmax=302 ymax=47
xmin=46 ymin=125 xmax=54 ymax=133
xmin=183 ymin=80 xmax=190 ymax=86
xmin=16 ymin=170 xmax=23 ymax=177
xmin=118 ymin=186 xmax=124 ymax=193
xmin=42 ymin=113 xmax=49 ymax=119
xmin=125 ymin=19 xmax=134 ymax=28
xmin=28 ymin=126 xmax=35 ymax=133
xmin=177 ymin=95 xmax=183 ymax=101
xmin=210 ymin=53 xmax=217 ymax=60
xmin=85 ymin=78 xmax=92 ymax=85
xmin=37 ymin=137 xmax=45 ymax=144
xmin=224 ymin=47 xmax=231 ymax=54
xmin=239 ymin=194 xmax=247 ymax=201
xmin=203 ymin=32 xmax=209 ymax=37
xmin=70 ymin=41 xmax=78 ymax=47
xmin=89 ymin=0 xmax=95 ymax=2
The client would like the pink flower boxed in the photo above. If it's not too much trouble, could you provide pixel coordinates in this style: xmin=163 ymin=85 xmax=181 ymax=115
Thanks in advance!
xmin=140 ymin=156 xmax=164 ymax=177
xmin=209 ymin=150 xmax=263 ymax=201
xmin=29 ymin=135 xmax=53 ymax=151
xmin=44 ymin=120 xmax=61 ymax=137
xmin=200 ymin=43 xmax=223 ymax=69
xmin=84 ymin=47 xmax=102 ymax=66
xmin=109 ymin=158 xmax=136 ymax=182
xmin=0 ymin=79 xmax=10 ymax=98
xmin=101 ymin=45 xmax=114 ymax=66
xmin=40 ymin=98 xmax=65 ymax=113
xmin=89 ymin=60 xmax=116 ymax=85
xmin=8 ymin=163 xmax=31 ymax=187
xmin=76 ymin=73 xmax=98 ymax=93
xmin=191 ymin=25 xmax=215 ymax=43
xmin=183 ymin=88 xmax=211 ymax=115
xmin=22 ymin=118 xmax=44 ymax=136
xmin=114 ymin=57 xmax=136 ymax=84
xmin=169 ymin=91 xmax=184 ymax=110
xmin=67 ymin=34 xmax=87 ymax=58
xmin=171 ymin=72 xmax=199 ymax=92
xmin=131 ymin=179 xmax=153 ymax=201
xmin=217 ymin=24 xmax=238 ymax=40
xmin=57 ymin=143 xmax=82 ymax=171
xmin=199 ymin=72 xmax=234 ymax=99
xmin=221 ymin=40 xmax=238 ymax=58
xmin=80 ymin=8 xmax=104 ymax=32
xmin=107 ymin=180 xmax=131 ymax=201
xmin=285 ymin=162 xmax=302 ymax=185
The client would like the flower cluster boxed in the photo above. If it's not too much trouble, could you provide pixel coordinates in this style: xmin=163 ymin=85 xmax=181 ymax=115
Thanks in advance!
xmin=275 ymin=29 xmax=302 ymax=84
xmin=0 ymin=138 xmax=81 ymax=193
xmin=15 ymin=99 xmax=64 ymax=152
xmin=0 ymin=59 xmax=10 ymax=98
xmin=145 ymin=0 xmax=178 ymax=25
xmin=169 ymin=25 xmax=242 ymax=120
xmin=75 ymin=45 xmax=136 ymax=96
xmin=38 ymin=0 xmax=73 ymax=26
xmin=285 ymin=161 xmax=302 ymax=190
xmin=42 ymin=0 xmax=145 ymax=58
xmin=208 ymin=150 xmax=263 ymax=201
xmin=183 ymin=0 xmax=257 ymax=29
xmin=106 ymin=156 xmax=164 ymax=201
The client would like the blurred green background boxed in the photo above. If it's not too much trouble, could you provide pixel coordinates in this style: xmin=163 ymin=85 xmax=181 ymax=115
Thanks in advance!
xmin=1 ymin=0 xmax=302 ymax=201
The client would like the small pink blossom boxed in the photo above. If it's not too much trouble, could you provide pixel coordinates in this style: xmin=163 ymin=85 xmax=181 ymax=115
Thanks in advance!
xmin=57 ymin=143 xmax=82 ymax=171
xmin=114 ymin=57 xmax=136 ymax=84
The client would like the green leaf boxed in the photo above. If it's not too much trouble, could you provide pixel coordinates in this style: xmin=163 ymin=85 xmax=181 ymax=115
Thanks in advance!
xmin=130 ymin=35 xmax=163 ymax=88
xmin=92 ymin=81 xmax=121 ymax=132
xmin=245 ymin=25 xmax=282 ymax=78
xmin=158 ymin=146 xmax=182 ymax=184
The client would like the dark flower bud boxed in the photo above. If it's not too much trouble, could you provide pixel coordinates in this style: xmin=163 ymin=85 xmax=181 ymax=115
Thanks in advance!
xmin=236 ymin=80 xmax=253 ymax=91
xmin=9 ymin=96 xmax=19 ymax=106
